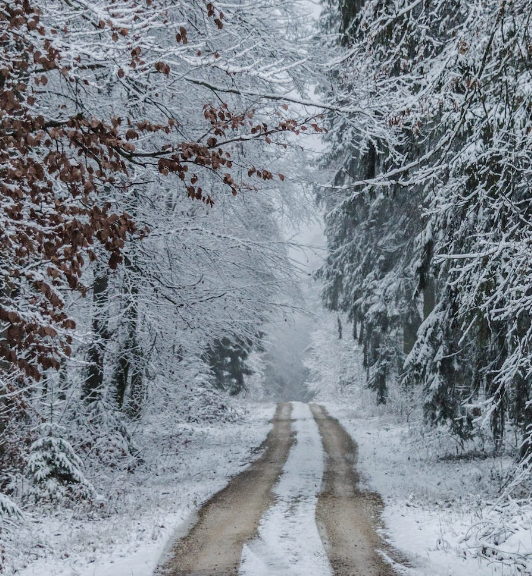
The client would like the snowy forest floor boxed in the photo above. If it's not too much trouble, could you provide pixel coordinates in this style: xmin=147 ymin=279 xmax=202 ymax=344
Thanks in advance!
xmin=8 ymin=400 xmax=532 ymax=576
xmin=8 ymin=404 xmax=275 ymax=576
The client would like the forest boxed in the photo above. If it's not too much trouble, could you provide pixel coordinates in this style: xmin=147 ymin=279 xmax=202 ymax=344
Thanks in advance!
xmin=2 ymin=0 xmax=532 ymax=575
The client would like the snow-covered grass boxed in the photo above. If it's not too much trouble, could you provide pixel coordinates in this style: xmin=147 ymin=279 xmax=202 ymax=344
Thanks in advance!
xmin=239 ymin=402 xmax=332 ymax=576
xmin=6 ymin=403 xmax=275 ymax=576
xmin=327 ymin=403 xmax=532 ymax=576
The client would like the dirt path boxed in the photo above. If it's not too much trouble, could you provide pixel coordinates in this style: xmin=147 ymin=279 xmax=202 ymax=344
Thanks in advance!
xmin=156 ymin=403 xmax=294 ymax=576
xmin=157 ymin=403 xmax=404 ymax=576
xmin=310 ymin=403 xmax=400 ymax=576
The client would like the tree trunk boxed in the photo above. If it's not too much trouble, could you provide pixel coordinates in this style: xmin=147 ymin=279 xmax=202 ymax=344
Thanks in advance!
xmin=82 ymin=265 xmax=109 ymax=402
xmin=111 ymin=254 xmax=144 ymax=418
xmin=423 ymin=277 xmax=436 ymax=319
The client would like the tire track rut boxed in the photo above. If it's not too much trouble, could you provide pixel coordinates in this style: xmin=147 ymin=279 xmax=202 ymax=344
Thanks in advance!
xmin=311 ymin=403 xmax=403 ymax=576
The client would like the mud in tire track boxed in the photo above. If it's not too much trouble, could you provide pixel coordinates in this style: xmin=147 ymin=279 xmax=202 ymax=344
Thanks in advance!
xmin=311 ymin=403 xmax=403 ymax=576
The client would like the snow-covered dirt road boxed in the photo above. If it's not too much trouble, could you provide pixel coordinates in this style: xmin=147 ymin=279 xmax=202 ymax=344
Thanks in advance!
xmin=157 ymin=402 xmax=400 ymax=576
xmin=311 ymin=404 xmax=400 ymax=576
xmin=156 ymin=403 xmax=295 ymax=576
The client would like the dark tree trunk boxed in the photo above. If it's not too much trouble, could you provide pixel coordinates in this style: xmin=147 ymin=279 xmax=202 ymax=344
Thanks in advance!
xmin=82 ymin=265 xmax=110 ymax=402
xmin=403 ymin=316 xmax=419 ymax=355
xmin=111 ymin=254 xmax=144 ymax=418
xmin=423 ymin=277 xmax=436 ymax=319
xmin=113 ymin=346 xmax=130 ymax=409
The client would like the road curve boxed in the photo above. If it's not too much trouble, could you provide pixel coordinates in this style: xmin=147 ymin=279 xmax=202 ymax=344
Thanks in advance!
xmin=155 ymin=403 xmax=294 ymax=576
xmin=311 ymin=403 xmax=399 ymax=576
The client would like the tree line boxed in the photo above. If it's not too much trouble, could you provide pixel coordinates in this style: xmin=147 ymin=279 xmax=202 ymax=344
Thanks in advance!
xmin=0 ymin=0 xmax=322 ymax=514
xmin=319 ymin=0 xmax=532 ymax=468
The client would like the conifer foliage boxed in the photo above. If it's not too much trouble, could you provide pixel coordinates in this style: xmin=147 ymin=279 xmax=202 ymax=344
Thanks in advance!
xmin=319 ymin=0 xmax=532 ymax=463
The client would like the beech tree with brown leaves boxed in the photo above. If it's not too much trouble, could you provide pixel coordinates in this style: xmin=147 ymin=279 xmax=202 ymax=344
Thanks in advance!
xmin=0 ymin=0 xmax=325 ymax=531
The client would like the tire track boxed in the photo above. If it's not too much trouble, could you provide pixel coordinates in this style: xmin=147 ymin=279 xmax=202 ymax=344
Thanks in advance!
xmin=311 ymin=403 xmax=403 ymax=576
xmin=239 ymin=402 xmax=333 ymax=576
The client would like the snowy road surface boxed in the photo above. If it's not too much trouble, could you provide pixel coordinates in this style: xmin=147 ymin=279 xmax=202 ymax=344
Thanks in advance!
xmin=157 ymin=402 xmax=400 ymax=576
xmin=239 ymin=403 xmax=332 ymax=576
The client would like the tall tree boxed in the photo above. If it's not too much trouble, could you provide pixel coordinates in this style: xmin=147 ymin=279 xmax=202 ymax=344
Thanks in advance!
xmin=0 ymin=0 xmax=324 ymax=505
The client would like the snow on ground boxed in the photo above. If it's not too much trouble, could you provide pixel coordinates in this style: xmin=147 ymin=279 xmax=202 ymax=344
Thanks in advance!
xmin=239 ymin=402 xmax=332 ymax=576
xmin=327 ymin=403 xmax=528 ymax=576
xmin=9 ymin=403 xmax=275 ymax=576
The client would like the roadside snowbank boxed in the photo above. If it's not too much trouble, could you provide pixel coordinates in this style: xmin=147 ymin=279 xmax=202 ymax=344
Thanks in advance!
xmin=9 ymin=404 xmax=275 ymax=576
xmin=327 ymin=403 xmax=528 ymax=576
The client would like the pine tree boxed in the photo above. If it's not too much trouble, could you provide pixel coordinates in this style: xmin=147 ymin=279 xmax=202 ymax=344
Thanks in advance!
xmin=318 ymin=0 xmax=425 ymax=404
xmin=206 ymin=338 xmax=254 ymax=396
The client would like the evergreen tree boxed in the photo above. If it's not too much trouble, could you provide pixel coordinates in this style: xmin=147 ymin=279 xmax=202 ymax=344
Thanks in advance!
xmin=320 ymin=0 xmax=532 ymax=459
xmin=205 ymin=337 xmax=253 ymax=396
xmin=318 ymin=0 xmax=425 ymax=404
